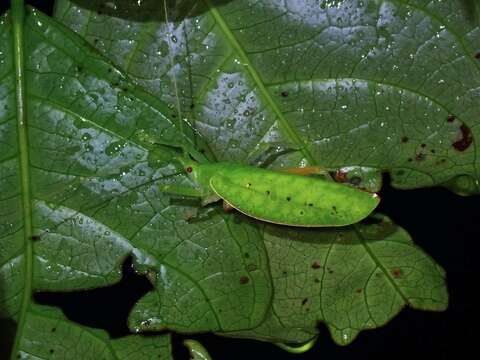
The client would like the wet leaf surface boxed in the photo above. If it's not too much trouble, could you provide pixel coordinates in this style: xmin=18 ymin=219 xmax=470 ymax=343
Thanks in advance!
xmin=1 ymin=0 xmax=475 ymax=358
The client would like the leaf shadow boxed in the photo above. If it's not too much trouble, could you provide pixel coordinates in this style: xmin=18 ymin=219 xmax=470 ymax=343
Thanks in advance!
xmin=69 ymin=0 xmax=235 ymax=22
xmin=0 ymin=270 xmax=16 ymax=359
xmin=0 ymin=314 xmax=16 ymax=359
xmin=459 ymin=0 xmax=479 ymax=25
xmin=260 ymin=214 xmax=399 ymax=246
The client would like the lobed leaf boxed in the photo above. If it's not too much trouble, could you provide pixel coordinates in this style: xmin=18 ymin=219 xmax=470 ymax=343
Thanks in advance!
xmin=16 ymin=304 xmax=172 ymax=360
xmin=1 ymin=0 xmax=468 ymax=357
xmin=228 ymin=215 xmax=447 ymax=345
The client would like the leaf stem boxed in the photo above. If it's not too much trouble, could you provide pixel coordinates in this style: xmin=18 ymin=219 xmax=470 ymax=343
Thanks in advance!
xmin=11 ymin=0 xmax=33 ymax=358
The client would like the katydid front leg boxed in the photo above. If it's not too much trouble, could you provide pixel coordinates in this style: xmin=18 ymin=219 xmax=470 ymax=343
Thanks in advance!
xmin=158 ymin=183 xmax=220 ymax=222
xmin=158 ymin=183 xmax=220 ymax=207
xmin=158 ymin=183 xmax=203 ymax=198
xmin=279 ymin=166 xmax=328 ymax=177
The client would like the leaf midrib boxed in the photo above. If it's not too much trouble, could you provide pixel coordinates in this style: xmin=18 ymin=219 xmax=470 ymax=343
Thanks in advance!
xmin=354 ymin=225 xmax=410 ymax=305
xmin=11 ymin=1 xmax=33 ymax=359
xmin=203 ymin=0 xmax=316 ymax=166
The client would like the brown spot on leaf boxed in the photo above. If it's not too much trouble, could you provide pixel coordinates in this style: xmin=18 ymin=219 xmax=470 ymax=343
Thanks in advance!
xmin=301 ymin=298 xmax=308 ymax=306
xmin=314 ymin=278 xmax=320 ymax=283
xmin=281 ymin=91 xmax=289 ymax=97
xmin=311 ymin=261 xmax=321 ymax=269
xmin=452 ymin=124 xmax=473 ymax=151
xmin=401 ymin=136 xmax=409 ymax=143
xmin=475 ymin=52 xmax=480 ymax=59
xmin=356 ymin=288 xmax=363 ymax=293
xmin=30 ymin=235 xmax=40 ymax=241
xmin=447 ymin=114 xmax=456 ymax=123
xmin=392 ymin=269 xmax=402 ymax=278
xmin=247 ymin=264 xmax=257 ymax=272
xmin=239 ymin=276 xmax=250 ymax=284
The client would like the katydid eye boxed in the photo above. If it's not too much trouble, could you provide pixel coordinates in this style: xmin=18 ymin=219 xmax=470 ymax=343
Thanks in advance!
xmin=185 ymin=167 xmax=193 ymax=173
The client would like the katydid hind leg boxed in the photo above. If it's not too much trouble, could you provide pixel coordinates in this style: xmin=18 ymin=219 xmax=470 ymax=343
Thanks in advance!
xmin=278 ymin=166 xmax=329 ymax=177
xmin=184 ymin=206 xmax=218 ymax=224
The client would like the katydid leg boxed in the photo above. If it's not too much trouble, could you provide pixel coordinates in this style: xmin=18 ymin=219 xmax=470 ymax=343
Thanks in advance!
xmin=158 ymin=183 xmax=203 ymax=198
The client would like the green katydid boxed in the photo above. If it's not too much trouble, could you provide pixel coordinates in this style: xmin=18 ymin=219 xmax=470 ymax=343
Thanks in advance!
xmin=156 ymin=0 xmax=379 ymax=227
xmin=160 ymin=155 xmax=380 ymax=227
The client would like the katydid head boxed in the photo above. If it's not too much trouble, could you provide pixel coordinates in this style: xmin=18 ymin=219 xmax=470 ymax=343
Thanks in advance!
xmin=184 ymin=163 xmax=198 ymax=181
xmin=176 ymin=156 xmax=219 ymax=191
xmin=177 ymin=157 xmax=200 ymax=183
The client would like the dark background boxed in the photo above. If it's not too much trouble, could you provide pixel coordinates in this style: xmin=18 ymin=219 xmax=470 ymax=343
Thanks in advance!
xmin=1 ymin=1 xmax=478 ymax=359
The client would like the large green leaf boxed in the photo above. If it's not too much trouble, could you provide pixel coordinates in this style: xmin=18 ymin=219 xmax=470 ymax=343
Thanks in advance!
xmin=0 ymin=0 xmax=467 ymax=358
xmin=227 ymin=215 xmax=447 ymax=345
xmin=55 ymin=0 xmax=480 ymax=191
